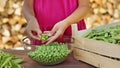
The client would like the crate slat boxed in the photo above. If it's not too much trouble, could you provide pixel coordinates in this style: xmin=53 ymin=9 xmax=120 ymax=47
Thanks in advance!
xmin=73 ymin=36 xmax=120 ymax=58
xmin=73 ymin=47 xmax=120 ymax=68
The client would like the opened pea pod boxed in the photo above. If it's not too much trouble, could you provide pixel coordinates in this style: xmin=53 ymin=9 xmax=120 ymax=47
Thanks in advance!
xmin=39 ymin=34 xmax=49 ymax=41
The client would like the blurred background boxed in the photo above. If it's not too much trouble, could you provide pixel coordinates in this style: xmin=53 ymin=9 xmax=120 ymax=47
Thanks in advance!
xmin=0 ymin=0 xmax=120 ymax=49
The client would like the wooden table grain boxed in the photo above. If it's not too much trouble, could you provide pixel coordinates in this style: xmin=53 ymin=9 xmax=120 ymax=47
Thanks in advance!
xmin=4 ymin=50 xmax=96 ymax=68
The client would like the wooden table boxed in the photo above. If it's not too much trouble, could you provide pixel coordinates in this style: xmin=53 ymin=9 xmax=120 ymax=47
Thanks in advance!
xmin=4 ymin=50 xmax=96 ymax=68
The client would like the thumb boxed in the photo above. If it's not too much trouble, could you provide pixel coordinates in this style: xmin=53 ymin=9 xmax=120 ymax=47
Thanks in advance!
xmin=37 ymin=29 xmax=42 ymax=35
xmin=43 ymin=31 xmax=51 ymax=36
xmin=50 ymin=27 xmax=58 ymax=36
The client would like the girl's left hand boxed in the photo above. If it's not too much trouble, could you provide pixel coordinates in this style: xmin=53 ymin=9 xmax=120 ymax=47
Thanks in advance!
xmin=46 ymin=21 xmax=69 ymax=44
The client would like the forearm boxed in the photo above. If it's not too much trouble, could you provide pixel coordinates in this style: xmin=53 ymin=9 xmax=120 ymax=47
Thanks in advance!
xmin=63 ymin=0 xmax=90 ymax=26
xmin=22 ymin=0 xmax=37 ymax=22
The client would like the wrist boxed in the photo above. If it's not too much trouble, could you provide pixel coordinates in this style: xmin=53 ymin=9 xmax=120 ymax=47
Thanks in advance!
xmin=28 ymin=16 xmax=38 ymax=24
xmin=62 ymin=20 xmax=72 ymax=27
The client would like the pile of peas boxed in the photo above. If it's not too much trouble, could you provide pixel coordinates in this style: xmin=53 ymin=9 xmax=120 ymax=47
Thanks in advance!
xmin=28 ymin=42 xmax=70 ymax=65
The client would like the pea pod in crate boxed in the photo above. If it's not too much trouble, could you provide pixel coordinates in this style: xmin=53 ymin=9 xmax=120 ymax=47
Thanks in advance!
xmin=84 ymin=25 xmax=120 ymax=45
xmin=0 ymin=50 xmax=24 ymax=68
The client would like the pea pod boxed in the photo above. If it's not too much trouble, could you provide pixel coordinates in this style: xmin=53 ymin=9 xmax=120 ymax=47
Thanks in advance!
xmin=84 ymin=25 xmax=120 ymax=45
xmin=0 ymin=50 xmax=24 ymax=68
xmin=40 ymin=34 xmax=49 ymax=41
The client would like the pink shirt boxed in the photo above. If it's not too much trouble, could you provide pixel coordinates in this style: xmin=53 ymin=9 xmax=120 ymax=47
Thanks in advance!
xmin=31 ymin=0 xmax=86 ymax=45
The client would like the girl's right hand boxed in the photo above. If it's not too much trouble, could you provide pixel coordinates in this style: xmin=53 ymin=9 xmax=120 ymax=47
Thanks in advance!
xmin=24 ymin=19 xmax=42 ymax=40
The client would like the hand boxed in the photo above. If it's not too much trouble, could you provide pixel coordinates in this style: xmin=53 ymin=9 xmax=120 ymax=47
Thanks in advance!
xmin=46 ymin=21 xmax=70 ymax=44
xmin=24 ymin=19 xmax=42 ymax=40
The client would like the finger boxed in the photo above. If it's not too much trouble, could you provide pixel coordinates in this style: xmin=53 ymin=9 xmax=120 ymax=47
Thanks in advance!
xmin=50 ymin=27 xmax=58 ymax=36
xmin=43 ymin=31 xmax=51 ymax=36
xmin=43 ymin=31 xmax=49 ymax=33
xmin=24 ymin=29 xmax=29 ymax=36
xmin=37 ymin=31 xmax=42 ymax=38
xmin=46 ymin=36 xmax=56 ymax=45
xmin=24 ymin=29 xmax=39 ymax=40
xmin=33 ymin=29 xmax=42 ymax=36
xmin=24 ymin=30 xmax=32 ymax=39
xmin=46 ymin=31 xmax=61 ymax=44
xmin=37 ymin=30 xmax=42 ymax=35
xmin=28 ymin=31 xmax=40 ymax=40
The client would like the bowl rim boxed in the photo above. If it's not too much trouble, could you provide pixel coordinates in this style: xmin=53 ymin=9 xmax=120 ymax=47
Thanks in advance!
xmin=21 ymin=37 xmax=74 ymax=52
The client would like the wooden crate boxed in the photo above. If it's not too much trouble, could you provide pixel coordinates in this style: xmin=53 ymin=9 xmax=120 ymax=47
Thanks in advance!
xmin=73 ymin=47 xmax=120 ymax=68
xmin=71 ymin=22 xmax=120 ymax=68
